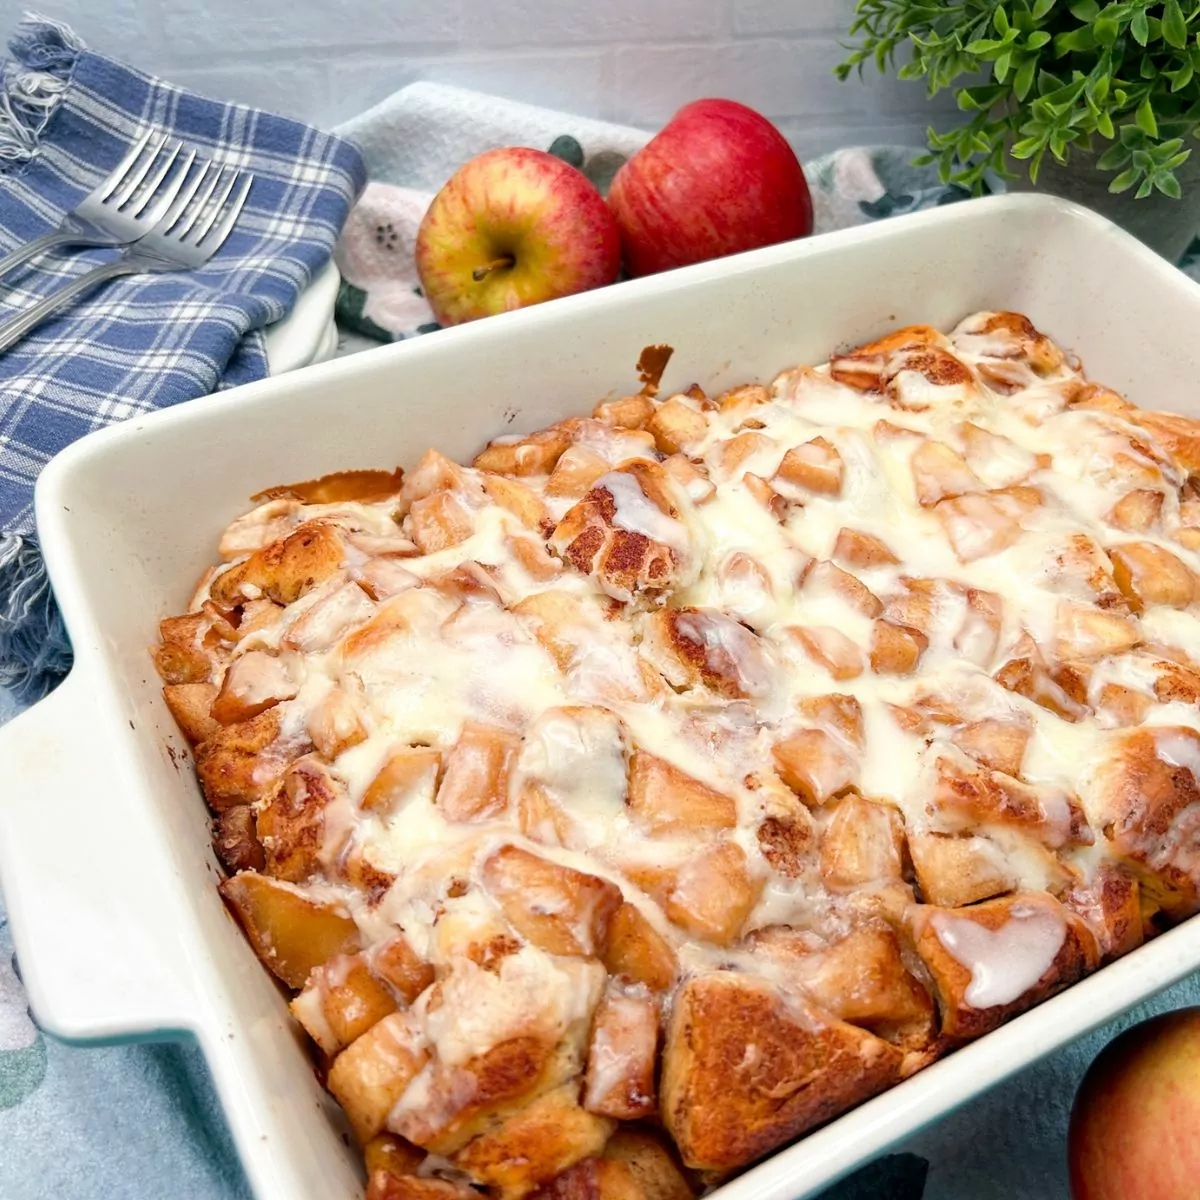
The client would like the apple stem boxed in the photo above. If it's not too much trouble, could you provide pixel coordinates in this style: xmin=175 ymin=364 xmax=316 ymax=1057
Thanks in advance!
xmin=472 ymin=256 xmax=515 ymax=282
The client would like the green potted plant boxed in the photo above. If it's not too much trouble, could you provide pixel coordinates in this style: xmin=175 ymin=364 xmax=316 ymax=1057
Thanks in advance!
xmin=837 ymin=1 xmax=1200 ymax=261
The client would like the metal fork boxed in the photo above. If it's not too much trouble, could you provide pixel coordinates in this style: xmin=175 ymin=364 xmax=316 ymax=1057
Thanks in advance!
xmin=0 ymin=163 xmax=254 ymax=354
xmin=0 ymin=132 xmax=195 ymax=281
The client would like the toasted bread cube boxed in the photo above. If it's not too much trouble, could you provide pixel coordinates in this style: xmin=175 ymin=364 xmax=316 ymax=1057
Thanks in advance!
xmin=908 ymin=832 xmax=1014 ymax=908
xmin=785 ymin=925 xmax=935 ymax=1046
xmin=910 ymin=439 xmax=981 ymax=506
xmin=372 ymin=933 xmax=435 ymax=1004
xmin=594 ymin=393 xmax=656 ymax=430
xmin=328 ymin=1011 xmax=428 ymax=1143
xmin=163 ymin=682 xmax=220 ymax=745
xmin=545 ymin=446 xmax=611 ymax=500
xmin=437 ymin=722 xmax=520 ymax=823
xmin=772 ymin=728 xmax=857 ymax=807
xmin=406 ymin=491 xmax=474 ymax=554
xmin=1090 ymin=726 xmax=1200 ymax=918
xmin=212 ymin=806 xmax=265 ymax=874
xmin=483 ymin=473 xmax=552 ymax=531
xmin=994 ymin=646 xmax=1089 ymax=723
xmin=742 ymin=472 xmax=788 ymax=521
xmin=642 ymin=606 xmax=772 ymax=699
xmin=806 ymin=560 xmax=882 ymax=618
xmin=291 ymin=953 xmax=398 ymax=1055
xmin=474 ymin=428 xmax=572 ymax=476
xmin=833 ymin=527 xmax=899 ymax=568
xmin=797 ymin=693 xmax=865 ymax=746
xmin=787 ymin=625 xmax=865 ymax=681
xmin=482 ymin=845 xmax=623 ymax=957
xmin=601 ymin=902 xmax=678 ymax=991
xmin=1054 ymin=602 xmax=1141 ymax=661
xmin=210 ymin=650 xmax=298 ymax=726
xmin=626 ymin=751 xmax=737 ymax=834
xmin=602 ymin=1129 xmax=695 ymax=1200
xmin=364 ymin=1132 xmax=426 ymax=1179
xmin=951 ymin=716 xmax=1031 ymax=776
xmin=364 ymin=748 xmax=443 ymax=815
xmin=1130 ymin=409 xmax=1200 ymax=474
xmin=717 ymin=382 xmax=770 ymax=426
xmin=584 ymin=985 xmax=659 ymax=1119
xmin=1110 ymin=541 xmax=1197 ymax=611
xmin=661 ymin=973 xmax=901 ymax=1171
xmin=1062 ymin=864 xmax=1143 ymax=961
xmin=908 ymin=893 xmax=1099 ymax=1040
xmin=820 ymin=796 xmax=905 ymax=890
xmin=869 ymin=620 xmax=927 ymax=675
xmin=195 ymin=708 xmax=303 ymax=810
xmin=212 ymin=523 xmax=345 ymax=607
xmin=257 ymin=756 xmax=345 ymax=883
xmin=775 ymin=436 xmax=844 ymax=495
xmin=756 ymin=810 xmax=816 ymax=878
xmin=367 ymin=1170 xmax=476 ymax=1200
xmin=935 ymin=490 xmax=1034 ymax=562
xmin=219 ymin=871 xmax=360 ymax=990
xmin=530 ymin=1158 xmax=643 ymax=1200
xmin=714 ymin=431 xmax=775 ymax=479
xmin=646 ymin=396 xmax=708 ymax=455
xmin=658 ymin=843 xmax=761 ymax=946
xmin=153 ymin=612 xmax=219 ymax=683
xmin=453 ymin=1083 xmax=615 ymax=1198
xmin=1106 ymin=488 xmax=1164 ymax=533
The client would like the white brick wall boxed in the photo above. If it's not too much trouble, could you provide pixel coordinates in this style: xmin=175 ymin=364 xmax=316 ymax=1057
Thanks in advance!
xmin=28 ymin=0 xmax=954 ymax=158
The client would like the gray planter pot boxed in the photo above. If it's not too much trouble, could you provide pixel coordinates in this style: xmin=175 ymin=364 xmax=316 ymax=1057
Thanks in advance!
xmin=1008 ymin=147 xmax=1200 ymax=263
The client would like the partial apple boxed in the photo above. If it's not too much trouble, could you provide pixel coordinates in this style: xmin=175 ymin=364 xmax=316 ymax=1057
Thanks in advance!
xmin=608 ymin=98 xmax=813 ymax=277
xmin=415 ymin=147 xmax=621 ymax=326
xmin=1069 ymin=1007 xmax=1200 ymax=1199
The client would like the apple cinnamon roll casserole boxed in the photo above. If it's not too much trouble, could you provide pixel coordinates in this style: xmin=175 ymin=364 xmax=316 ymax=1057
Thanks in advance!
xmin=154 ymin=312 xmax=1200 ymax=1199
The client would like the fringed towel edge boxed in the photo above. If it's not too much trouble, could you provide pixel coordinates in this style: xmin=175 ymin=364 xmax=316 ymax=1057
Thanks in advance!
xmin=0 ymin=12 xmax=83 ymax=167
xmin=0 ymin=534 xmax=72 ymax=703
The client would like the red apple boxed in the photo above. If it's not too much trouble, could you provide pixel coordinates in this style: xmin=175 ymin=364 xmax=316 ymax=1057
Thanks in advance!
xmin=607 ymin=98 xmax=813 ymax=277
xmin=415 ymin=147 xmax=621 ymax=326
xmin=1069 ymin=1007 xmax=1200 ymax=1199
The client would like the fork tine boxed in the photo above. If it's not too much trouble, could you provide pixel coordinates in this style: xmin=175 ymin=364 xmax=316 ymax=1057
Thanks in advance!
xmin=157 ymin=158 xmax=214 ymax=234
xmin=94 ymin=129 xmax=153 ymax=203
xmin=174 ymin=163 xmax=225 ymax=240
xmin=128 ymin=141 xmax=184 ymax=218
xmin=190 ymin=168 xmax=240 ymax=245
xmin=139 ymin=149 xmax=195 ymax=229
xmin=199 ymin=172 xmax=253 ymax=255
xmin=108 ymin=133 xmax=169 ymax=209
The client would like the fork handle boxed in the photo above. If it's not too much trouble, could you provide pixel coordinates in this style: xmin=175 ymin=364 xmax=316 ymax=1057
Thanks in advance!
xmin=0 ymin=258 xmax=140 ymax=354
xmin=0 ymin=230 xmax=118 ymax=281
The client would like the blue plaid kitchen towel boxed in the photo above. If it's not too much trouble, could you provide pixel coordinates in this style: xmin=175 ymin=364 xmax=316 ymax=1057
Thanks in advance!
xmin=0 ymin=14 xmax=365 ymax=700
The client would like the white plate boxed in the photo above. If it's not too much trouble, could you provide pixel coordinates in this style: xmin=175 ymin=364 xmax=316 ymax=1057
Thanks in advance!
xmin=3 ymin=195 xmax=1200 ymax=1200
xmin=262 ymin=258 xmax=340 ymax=375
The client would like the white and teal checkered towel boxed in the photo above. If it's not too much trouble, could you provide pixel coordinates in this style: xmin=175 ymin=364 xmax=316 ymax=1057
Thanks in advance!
xmin=0 ymin=14 xmax=364 ymax=701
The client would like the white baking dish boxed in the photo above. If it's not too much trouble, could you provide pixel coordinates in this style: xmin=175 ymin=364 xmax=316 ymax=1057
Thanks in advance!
xmin=3 ymin=193 xmax=1200 ymax=1200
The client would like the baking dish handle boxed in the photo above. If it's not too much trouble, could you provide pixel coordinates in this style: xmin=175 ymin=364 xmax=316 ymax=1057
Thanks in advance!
xmin=0 ymin=672 xmax=201 ymax=1042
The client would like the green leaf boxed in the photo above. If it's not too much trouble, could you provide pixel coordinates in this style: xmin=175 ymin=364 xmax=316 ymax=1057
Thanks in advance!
xmin=1026 ymin=31 xmax=1051 ymax=51
xmin=1094 ymin=15 xmax=1120 ymax=46
xmin=1069 ymin=0 xmax=1099 ymax=17
xmin=1010 ymin=136 xmax=1043 ymax=159
xmin=1164 ymin=0 xmax=1189 ymax=49
xmin=1097 ymin=142 xmax=1132 ymax=169
xmin=994 ymin=49 xmax=1013 ymax=82
xmin=1136 ymin=177 xmax=1155 ymax=198
xmin=1131 ymin=9 xmax=1149 ymax=45
xmin=1055 ymin=27 xmax=1097 ymax=54
xmin=1109 ymin=166 xmax=1140 ymax=192
xmin=1172 ymin=62 xmax=1195 ymax=91
xmin=1032 ymin=0 xmax=1056 ymax=17
xmin=993 ymin=6 xmax=1010 ymax=35
xmin=1137 ymin=95 xmax=1159 ymax=136
xmin=1097 ymin=109 xmax=1116 ymax=138
xmin=1015 ymin=56 xmax=1037 ymax=100
xmin=1157 ymin=171 xmax=1184 ymax=198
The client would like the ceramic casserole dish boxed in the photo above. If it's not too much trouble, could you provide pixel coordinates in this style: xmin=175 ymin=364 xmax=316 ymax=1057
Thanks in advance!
xmin=3 ymin=193 xmax=1200 ymax=1200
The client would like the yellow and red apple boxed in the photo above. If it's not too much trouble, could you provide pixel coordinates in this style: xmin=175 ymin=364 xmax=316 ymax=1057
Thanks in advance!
xmin=607 ymin=98 xmax=814 ymax=277
xmin=415 ymin=147 xmax=621 ymax=326
xmin=1069 ymin=1007 xmax=1200 ymax=1199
